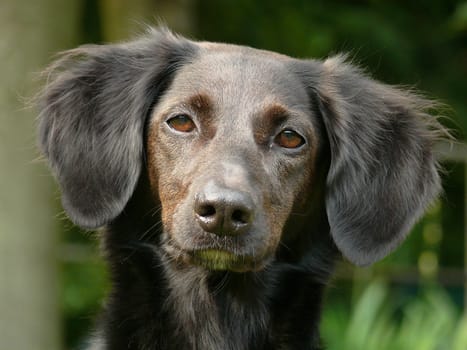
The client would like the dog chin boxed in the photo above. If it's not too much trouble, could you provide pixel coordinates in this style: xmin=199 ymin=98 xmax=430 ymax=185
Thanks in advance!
xmin=163 ymin=240 xmax=270 ymax=272
xmin=190 ymin=249 xmax=269 ymax=272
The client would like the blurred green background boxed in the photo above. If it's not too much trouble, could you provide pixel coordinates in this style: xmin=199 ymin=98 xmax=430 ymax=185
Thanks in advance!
xmin=0 ymin=1 xmax=466 ymax=349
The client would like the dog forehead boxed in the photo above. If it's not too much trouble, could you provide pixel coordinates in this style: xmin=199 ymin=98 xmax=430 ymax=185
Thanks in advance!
xmin=165 ymin=45 xmax=309 ymax=108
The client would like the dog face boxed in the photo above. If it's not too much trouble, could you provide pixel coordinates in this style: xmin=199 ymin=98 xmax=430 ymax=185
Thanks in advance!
xmin=37 ymin=29 xmax=442 ymax=271
xmin=147 ymin=45 xmax=321 ymax=271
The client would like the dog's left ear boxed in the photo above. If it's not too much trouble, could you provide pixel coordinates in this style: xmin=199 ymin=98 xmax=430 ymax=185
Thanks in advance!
xmin=37 ymin=29 xmax=197 ymax=229
xmin=293 ymin=56 xmax=444 ymax=266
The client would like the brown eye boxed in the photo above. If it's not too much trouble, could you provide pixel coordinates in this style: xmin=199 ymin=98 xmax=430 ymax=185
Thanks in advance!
xmin=274 ymin=129 xmax=305 ymax=149
xmin=167 ymin=114 xmax=196 ymax=133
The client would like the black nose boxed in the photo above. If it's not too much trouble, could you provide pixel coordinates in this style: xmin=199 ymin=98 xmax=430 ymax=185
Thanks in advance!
xmin=194 ymin=183 xmax=254 ymax=236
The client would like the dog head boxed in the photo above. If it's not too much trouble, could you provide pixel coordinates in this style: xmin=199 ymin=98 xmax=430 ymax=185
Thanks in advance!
xmin=38 ymin=29 xmax=442 ymax=271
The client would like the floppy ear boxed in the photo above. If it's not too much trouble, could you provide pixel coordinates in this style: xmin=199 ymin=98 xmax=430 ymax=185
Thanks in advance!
xmin=37 ymin=29 xmax=197 ymax=229
xmin=296 ymin=56 xmax=444 ymax=266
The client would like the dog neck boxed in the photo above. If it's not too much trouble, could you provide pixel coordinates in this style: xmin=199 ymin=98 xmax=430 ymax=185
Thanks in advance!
xmin=159 ymin=262 xmax=271 ymax=349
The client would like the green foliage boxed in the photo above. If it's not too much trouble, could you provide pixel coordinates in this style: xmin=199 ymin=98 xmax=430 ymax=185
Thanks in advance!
xmin=451 ymin=2 xmax=467 ymax=31
xmin=62 ymin=246 xmax=109 ymax=348
xmin=322 ymin=280 xmax=467 ymax=350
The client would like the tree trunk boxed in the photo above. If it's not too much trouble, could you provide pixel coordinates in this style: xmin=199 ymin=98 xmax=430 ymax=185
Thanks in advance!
xmin=0 ymin=1 xmax=82 ymax=349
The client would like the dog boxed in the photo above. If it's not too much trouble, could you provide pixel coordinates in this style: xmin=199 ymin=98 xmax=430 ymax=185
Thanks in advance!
xmin=37 ymin=28 xmax=444 ymax=350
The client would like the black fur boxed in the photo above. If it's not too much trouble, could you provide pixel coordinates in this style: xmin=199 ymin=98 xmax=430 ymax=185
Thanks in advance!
xmin=37 ymin=28 xmax=444 ymax=350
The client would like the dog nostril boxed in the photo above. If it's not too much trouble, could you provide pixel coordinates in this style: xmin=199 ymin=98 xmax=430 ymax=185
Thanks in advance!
xmin=231 ymin=209 xmax=250 ymax=224
xmin=197 ymin=204 xmax=216 ymax=217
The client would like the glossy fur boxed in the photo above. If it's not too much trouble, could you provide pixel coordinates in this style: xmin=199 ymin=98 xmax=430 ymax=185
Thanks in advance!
xmin=37 ymin=28 xmax=443 ymax=349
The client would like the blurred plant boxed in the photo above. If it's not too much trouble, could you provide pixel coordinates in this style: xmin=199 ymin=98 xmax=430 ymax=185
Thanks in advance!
xmin=62 ymin=251 xmax=109 ymax=348
xmin=321 ymin=280 xmax=467 ymax=350
xmin=451 ymin=1 xmax=467 ymax=32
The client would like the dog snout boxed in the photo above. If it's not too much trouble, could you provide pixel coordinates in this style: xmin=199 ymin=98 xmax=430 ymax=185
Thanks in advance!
xmin=194 ymin=182 xmax=254 ymax=236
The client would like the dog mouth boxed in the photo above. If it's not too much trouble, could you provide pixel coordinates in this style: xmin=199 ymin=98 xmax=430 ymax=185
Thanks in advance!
xmin=191 ymin=249 xmax=265 ymax=272
xmin=162 ymin=237 xmax=271 ymax=272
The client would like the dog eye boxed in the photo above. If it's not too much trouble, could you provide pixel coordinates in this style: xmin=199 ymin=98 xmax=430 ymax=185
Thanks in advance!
xmin=274 ymin=129 xmax=305 ymax=149
xmin=167 ymin=114 xmax=196 ymax=133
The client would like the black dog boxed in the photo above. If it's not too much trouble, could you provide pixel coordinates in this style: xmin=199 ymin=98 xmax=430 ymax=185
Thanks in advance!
xmin=38 ymin=28 xmax=444 ymax=350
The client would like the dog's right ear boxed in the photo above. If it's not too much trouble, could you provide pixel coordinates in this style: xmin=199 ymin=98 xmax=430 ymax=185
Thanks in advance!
xmin=291 ymin=56 xmax=444 ymax=266
xmin=37 ymin=29 xmax=197 ymax=229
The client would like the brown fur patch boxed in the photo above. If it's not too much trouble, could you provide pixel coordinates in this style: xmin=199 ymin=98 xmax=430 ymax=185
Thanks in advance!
xmin=146 ymin=117 xmax=191 ymax=233
xmin=253 ymin=104 xmax=288 ymax=145
xmin=187 ymin=92 xmax=214 ymax=114
xmin=146 ymin=120 xmax=160 ymax=198
xmin=263 ymin=104 xmax=289 ymax=123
